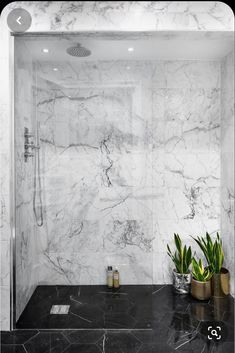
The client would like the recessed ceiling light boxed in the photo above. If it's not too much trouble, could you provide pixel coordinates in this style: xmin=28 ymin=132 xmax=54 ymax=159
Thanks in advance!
xmin=42 ymin=48 xmax=49 ymax=53
xmin=128 ymin=47 xmax=134 ymax=52
xmin=53 ymin=68 xmax=58 ymax=71
xmin=126 ymin=66 xmax=131 ymax=70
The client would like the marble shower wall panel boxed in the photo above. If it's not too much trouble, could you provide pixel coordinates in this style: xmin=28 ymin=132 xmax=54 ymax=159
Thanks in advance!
xmin=221 ymin=50 xmax=234 ymax=296
xmin=14 ymin=41 xmax=38 ymax=320
xmin=151 ymin=60 xmax=221 ymax=283
xmin=35 ymin=60 xmax=221 ymax=285
xmin=36 ymin=62 xmax=154 ymax=285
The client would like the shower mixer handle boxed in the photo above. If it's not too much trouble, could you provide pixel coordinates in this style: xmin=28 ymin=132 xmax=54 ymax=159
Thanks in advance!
xmin=24 ymin=151 xmax=34 ymax=162
xmin=24 ymin=132 xmax=34 ymax=138
xmin=32 ymin=144 xmax=40 ymax=150
xmin=24 ymin=151 xmax=34 ymax=157
xmin=25 ymin=142 xmax=40 ymax=150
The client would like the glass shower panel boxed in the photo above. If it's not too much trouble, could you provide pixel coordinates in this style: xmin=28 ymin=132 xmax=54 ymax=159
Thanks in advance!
xmin=14 ymin=34 xmax=154 ymax=329
xmin=14 ymin=37 xmax=38 ymax=322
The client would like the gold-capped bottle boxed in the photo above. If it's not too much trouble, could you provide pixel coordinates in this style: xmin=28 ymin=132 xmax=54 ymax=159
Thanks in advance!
xmin=113 ymin=268 xmax=120 ymax=289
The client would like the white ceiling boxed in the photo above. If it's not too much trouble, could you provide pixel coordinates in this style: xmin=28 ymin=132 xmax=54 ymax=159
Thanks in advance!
xmin=19 ymin=31 xmax=234 ymax=62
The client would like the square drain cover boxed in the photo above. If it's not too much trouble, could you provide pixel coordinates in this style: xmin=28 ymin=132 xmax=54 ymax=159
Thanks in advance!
xmin=50 ymin=305 xmax=70 ymax=315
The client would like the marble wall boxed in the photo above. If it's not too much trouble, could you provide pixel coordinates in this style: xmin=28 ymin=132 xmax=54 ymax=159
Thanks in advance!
xmin=2 ymin=1 xmax=234 ymax=31
xmin=0 ymin=22 xmax=11 ymax=330
xmin=221 ymin=50 xmax=234 ymax=296
xmin=0 ymin=1 xmax=233 ymax=330
xmin=34 ymin=59 xmax=221 ymax=286
xmin=36 ymin=62 xmax=153 ymax=285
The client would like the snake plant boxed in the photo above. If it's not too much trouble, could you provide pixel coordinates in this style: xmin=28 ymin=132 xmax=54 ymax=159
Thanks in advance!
xmin=192 ymin=258 xmax=212 ymax=282
xmin=191 ymin=232 xmax=224 ymax=274
xmin=167 ymin=233 xmax=192 ymax=274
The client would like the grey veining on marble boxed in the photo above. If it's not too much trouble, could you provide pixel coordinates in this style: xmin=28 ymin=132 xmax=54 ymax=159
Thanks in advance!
xmin=30 ymin=59 xmax=221 ymax=286
xmin=1 ymin=1 xmax=234 ymax=31
xmin=221 ymin=50 xmax=234 ymax=296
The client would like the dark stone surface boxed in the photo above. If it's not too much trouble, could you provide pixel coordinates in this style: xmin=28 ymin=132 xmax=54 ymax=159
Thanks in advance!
xmin=1 ymin=330 xmax=38 ymax=345
xmin=63 ymin=329 xmax=104 ymax=344
xmin=1 ymin=285 xmax=234 ymax=353
xmin=16 ymin=285 xmax=153 ymax=329
xmin=97 ymin=331 xmax=142 ymax=353
xmin=24 ymin=332 xmax=69 ymax=353
xmin=1 ymin=346 xmax=27 ymax=353
xmin=63 ymin=344 xmax=102 ymax=353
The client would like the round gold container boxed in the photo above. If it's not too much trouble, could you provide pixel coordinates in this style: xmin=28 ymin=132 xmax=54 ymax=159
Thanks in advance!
xmin=211 ymin=268 xmax=230 ymax=298
xmin=191 ymin=278 xmax=211 ymax=300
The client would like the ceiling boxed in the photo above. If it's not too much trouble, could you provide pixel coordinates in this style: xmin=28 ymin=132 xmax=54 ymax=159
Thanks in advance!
xmin=18 ymin=31 xmax=234 ymax=62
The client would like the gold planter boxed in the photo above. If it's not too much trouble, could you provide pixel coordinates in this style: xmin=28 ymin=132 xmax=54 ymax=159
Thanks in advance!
xmin=211 ymin=268 xmax=230 ymax=298
xmin=191 ymin=278 xmax=211 ymax=300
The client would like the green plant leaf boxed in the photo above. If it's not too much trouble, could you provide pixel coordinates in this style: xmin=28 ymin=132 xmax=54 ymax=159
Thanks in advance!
xmin=167 ymin=244 xmax=172 ymax=255
xmin=192 ymin=257 xmax=211 ymax=282
xmin=174 ymin=234 xmax=182 ymax=256
xmin=168 ymin=234 xmax=192 ymax=273
xmin=186 ymin=246 xmax=192 ymax=271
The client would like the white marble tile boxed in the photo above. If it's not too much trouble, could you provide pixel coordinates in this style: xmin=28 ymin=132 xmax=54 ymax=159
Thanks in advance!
xmin=0 ymin=104 xmax=10 ymax=157
xmin=153 ymin=250 xmax=172 ymax=284
xmin=0 ymin=193 xmax=11 ymax=242
xmin=0 ymin=286 xmax=10 ymax=331
xmin=153 ymin=185 xmax=220 ymax=221
xmin=165 ymin=61 xmax=220 ymax=89
xmin=164 ymin=88 xmax=220 ymax=123
xmin=154 ymin=218 xmax=220 ymax=253
xmin=1 ymin=1 xmax=233 ymax=31
xmin=38 ymin=249 xmax=153 ymax=285
xmin=31 ymin=58 xmax=222 ymax=289
xmin=221 ymin=50 xmax=234 ymax=296
xmin=0 ymin=241 xmax=10 ymax=287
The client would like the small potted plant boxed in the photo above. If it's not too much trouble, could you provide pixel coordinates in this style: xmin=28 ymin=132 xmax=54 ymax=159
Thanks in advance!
xmin=191 ymin=258 xmax=212 ymax=300
xmin=167 ymin=233 xmax=192 ymax=294
xmin=191 ymin=233 xmax=230 ymax=298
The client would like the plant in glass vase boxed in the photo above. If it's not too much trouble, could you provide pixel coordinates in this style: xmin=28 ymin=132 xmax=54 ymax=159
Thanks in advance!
xmin=167 ymin=233 xmax=192 ymax=294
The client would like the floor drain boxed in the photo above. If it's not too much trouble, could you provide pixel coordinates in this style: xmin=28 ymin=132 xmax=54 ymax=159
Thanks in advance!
xmin=50 ymin=305 xmax=70 ymax=314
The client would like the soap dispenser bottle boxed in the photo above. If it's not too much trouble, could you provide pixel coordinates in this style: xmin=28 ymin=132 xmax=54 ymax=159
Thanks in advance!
xmin=113 ymin=268 xmax=120 ymax=289
xmin=107 ymin=266 xmax=113 ymax=288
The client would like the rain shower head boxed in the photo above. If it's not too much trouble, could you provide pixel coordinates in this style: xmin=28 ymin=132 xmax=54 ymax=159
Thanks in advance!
xmin=66 ymin=43 xmax=91 ymax=57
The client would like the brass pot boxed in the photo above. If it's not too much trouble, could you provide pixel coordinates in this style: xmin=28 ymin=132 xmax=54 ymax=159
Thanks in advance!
xmin=211 ymin=268 xmax=230 ymax=298
xmin=191 ymin=277 xmax=211 ymax=300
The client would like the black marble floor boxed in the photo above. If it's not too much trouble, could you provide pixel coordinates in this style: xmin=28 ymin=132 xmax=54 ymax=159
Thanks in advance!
xmin=16 ymin=285 xmax=153 ymax=329
xmin=1 ymin=285 xmax=234 ymax=353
